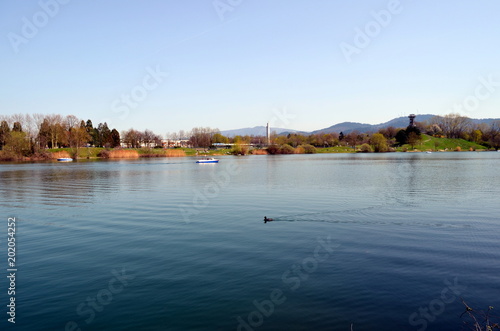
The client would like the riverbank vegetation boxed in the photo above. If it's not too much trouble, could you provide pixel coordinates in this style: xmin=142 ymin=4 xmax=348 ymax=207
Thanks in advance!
xmin=1 ymin=113 xmax=499 ymax=161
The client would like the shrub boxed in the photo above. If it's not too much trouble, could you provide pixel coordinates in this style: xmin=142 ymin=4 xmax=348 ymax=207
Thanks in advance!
xmin=108 ymin=149 xmax=139 ymax=158
xmin=280 ymin=144 xmax=295 ymax=154
xmin=97 ymin=150 xmax=110 ymax=158
xmin=266 ymin=145 xmax=280 ymax=155
xmin=455 ymin=146 xmax=462 ymax=152
xmin=370 ymin=133 xmax=388 ymax=152
xmin=51 ymin=151 xmax=72 ymax=159
xmin=294 ymin=146 xmax=305 ymax=154
xmin=31 ymin=152 xmax=52 ymax=160
xmin=300 ymin=144 xmax=317 ymax=154
xmin=231 ymin=144 xmax=249 ymax=155
xmin=165 ymin=149 xmax=186 ymax=157
xmin=359 ymin=144 xmax=373 ymax=153
xmin=266 ymin=144 xmax=296 ymax=154
xmin=0 ymin=150 xmax=17 ymax=161
xmin=251 ymin=149 xmax=268 ymax=155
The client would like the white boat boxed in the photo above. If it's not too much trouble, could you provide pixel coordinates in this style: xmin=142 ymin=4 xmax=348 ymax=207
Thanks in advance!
xmin=196 ymin=157 xmax=219 ymax=164
xmin=57 ymin=158 xmax=73 ymax=162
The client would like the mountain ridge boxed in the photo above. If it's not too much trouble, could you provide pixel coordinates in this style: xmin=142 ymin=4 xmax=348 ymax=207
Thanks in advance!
xmin=221 ymin=115 xmax=500 ymax=137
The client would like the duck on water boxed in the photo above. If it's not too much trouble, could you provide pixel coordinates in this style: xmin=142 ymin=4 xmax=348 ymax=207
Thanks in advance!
xmin=264 ymin=216 xmax=273 ymax=223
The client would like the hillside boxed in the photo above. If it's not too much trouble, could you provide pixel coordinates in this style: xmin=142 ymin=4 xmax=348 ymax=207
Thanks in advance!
xmin=220 ymin=126 xmax=301 ymax=137
xmin=221 ymin=115 xmax=500 ymax=137
xmin=400 ymin=134 xmax=487 ymax=151
xmin=311 ymin=115 xmax=436 ymax=135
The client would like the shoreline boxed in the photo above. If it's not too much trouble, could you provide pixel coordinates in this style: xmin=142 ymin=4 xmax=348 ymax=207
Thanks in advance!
xmin=0 ymin=148 xmax=495 ymax=163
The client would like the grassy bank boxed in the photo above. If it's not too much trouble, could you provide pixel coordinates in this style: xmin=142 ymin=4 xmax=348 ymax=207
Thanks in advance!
xmin=1 ymin=137 xmax=492 ymax=162
xmin=395 ymin=134 xmax=487 ymax=152
xmin=316 ymin=146 xmax=357 ymax=153
xmin=48 ymin=147 xmax=104 ymax=159
xmin=44 ymin=147 xmax=197 ymax=159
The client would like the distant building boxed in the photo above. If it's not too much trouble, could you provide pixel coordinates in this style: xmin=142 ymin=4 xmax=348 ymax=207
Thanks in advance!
xmin=161 ymin=139 xmax=191 ymax=148
xmin=408 ymin=114 xmax=416 ymax=127
xmin=266 ymin=122 xmax=270 ymax=145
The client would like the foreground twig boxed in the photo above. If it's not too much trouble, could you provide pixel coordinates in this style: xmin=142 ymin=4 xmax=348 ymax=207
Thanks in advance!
xmin=460 ymin=298 xmax=500 ymax=330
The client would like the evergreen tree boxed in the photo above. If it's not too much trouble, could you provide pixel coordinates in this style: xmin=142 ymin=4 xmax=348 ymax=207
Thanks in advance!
xmin=0 ymin=120 xmax=11 ymax=149
xmin=85 ymin=119 xmax=95 ymax=145
xmin=98 ymin=122 xmax=112 ymax=147
xmin=12 ymin=122 xmax=22 ymax=132
xmin=38 ymin=119 xmax=51 ymax=148
xmin=395 ymin=129 xmax=408 ymax=146
xmin=111 ymin=129 xmax=121 ymax=148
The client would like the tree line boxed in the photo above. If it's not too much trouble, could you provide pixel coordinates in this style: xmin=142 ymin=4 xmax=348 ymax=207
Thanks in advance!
xmin=218 ymin=113 xmax=500 ymax=151
xmin=0 ymin=114 xmax=122 ymax=157
xmin=1 ymin=113 xmax=499 ymax=159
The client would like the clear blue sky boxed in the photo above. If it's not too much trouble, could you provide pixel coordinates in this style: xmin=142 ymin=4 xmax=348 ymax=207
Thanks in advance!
xmin=1 ymin=1 xmax=499 ymax=135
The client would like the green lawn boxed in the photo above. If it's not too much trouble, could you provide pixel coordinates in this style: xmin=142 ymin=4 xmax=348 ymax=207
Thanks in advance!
xmin=316 ymin=146 xmax=356 ymax=153
xmin=47 ymin=147 xmax=199 ymax=158
xmin=179 ymin=148 xmax=197 ymax=156
xmin=45 ymin=136 xmax=488 ymax=159
xmin=395 ymin=134 xmax=487 ymax=152
xmin=47 ymin=147 xmax=104 ymax=158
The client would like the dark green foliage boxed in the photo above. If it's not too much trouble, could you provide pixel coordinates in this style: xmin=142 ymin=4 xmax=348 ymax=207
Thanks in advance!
xmin=266 ymin=144 xmax=295 ymax=154
xmin=359 ymin=143 xmax=373 ymax=153
xmin=0 ymin=120 xmax=10 ymax=149
xmin=266 ymin=144 xmax=280 ymax=155
xmin=395 ymin=129 xmax=408 ymax=146
xmin=406 ymin=125 xmax=421 ymax=136
xmin=280 ymin=144 xmax=295 ymax=154
xmin=38 ymin=119 xmax=51 ymax=148
xmin=301 ymin=144 xmax=317 ymax=154
xmin=111 ymin=129 xmax=121 ymax=148
xmin=12 ymin=121 xmax=22 ymax=132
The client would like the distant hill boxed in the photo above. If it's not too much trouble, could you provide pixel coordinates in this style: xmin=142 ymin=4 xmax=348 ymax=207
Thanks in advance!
xmin=470 ymin=118 xmax=500 ymax=125
xmin=311 ymin=114 xmax=436 ymax=135
xmin=221 ymin=115 xmax=500 ymax=137
xmin=220 ymin=126 xmax=300 ymax=137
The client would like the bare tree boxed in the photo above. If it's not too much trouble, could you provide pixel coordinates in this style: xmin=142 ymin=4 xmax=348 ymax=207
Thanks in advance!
xmin=68 ymin=126 xmax=90 ymax=158
xmin=178 ymin=130 xmax=187 ymax=140
xmin=486 ymin=120 xmax=500 ymax=149
xmin=143 ymin=129 xmax=156 ymax=148
xmin=11 ymin=113 xmax=25 ymax=128
xmin=44 ymin=114 xmax=63 ymax=148
xmin=189 ymin=127 xmax=219 ymax=148
xmin=33 ymin=113 xmax=47 ymax=149
xmin=431 ymin=113 xmax=472 ymax=139
xmin=345 ymin=131 xmax=360 ymax=149
xmin=122 ymin=129 xmax=141 ymax=148
xmin=23 ymin=114 xmax=38 ymax=151
xmin=65 ymin=115 xmax=80 ymax=130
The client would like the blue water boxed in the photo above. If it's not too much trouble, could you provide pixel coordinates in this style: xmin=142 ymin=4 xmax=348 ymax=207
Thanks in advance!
xmin=0 ymin=152 xmax=499 ymax=330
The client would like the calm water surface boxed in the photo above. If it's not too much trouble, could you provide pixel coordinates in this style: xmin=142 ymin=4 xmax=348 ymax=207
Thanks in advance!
xmin=0 ymin=152 xmax=499 ymax=331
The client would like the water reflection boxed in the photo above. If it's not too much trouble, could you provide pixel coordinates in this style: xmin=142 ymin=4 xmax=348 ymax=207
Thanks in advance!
xmin=0 ymin=160 xmax=173 ymax=210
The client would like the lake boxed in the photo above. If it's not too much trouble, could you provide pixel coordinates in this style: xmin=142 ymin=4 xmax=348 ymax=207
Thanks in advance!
xmin=1 ymin=152 xmax=499 ymax=331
